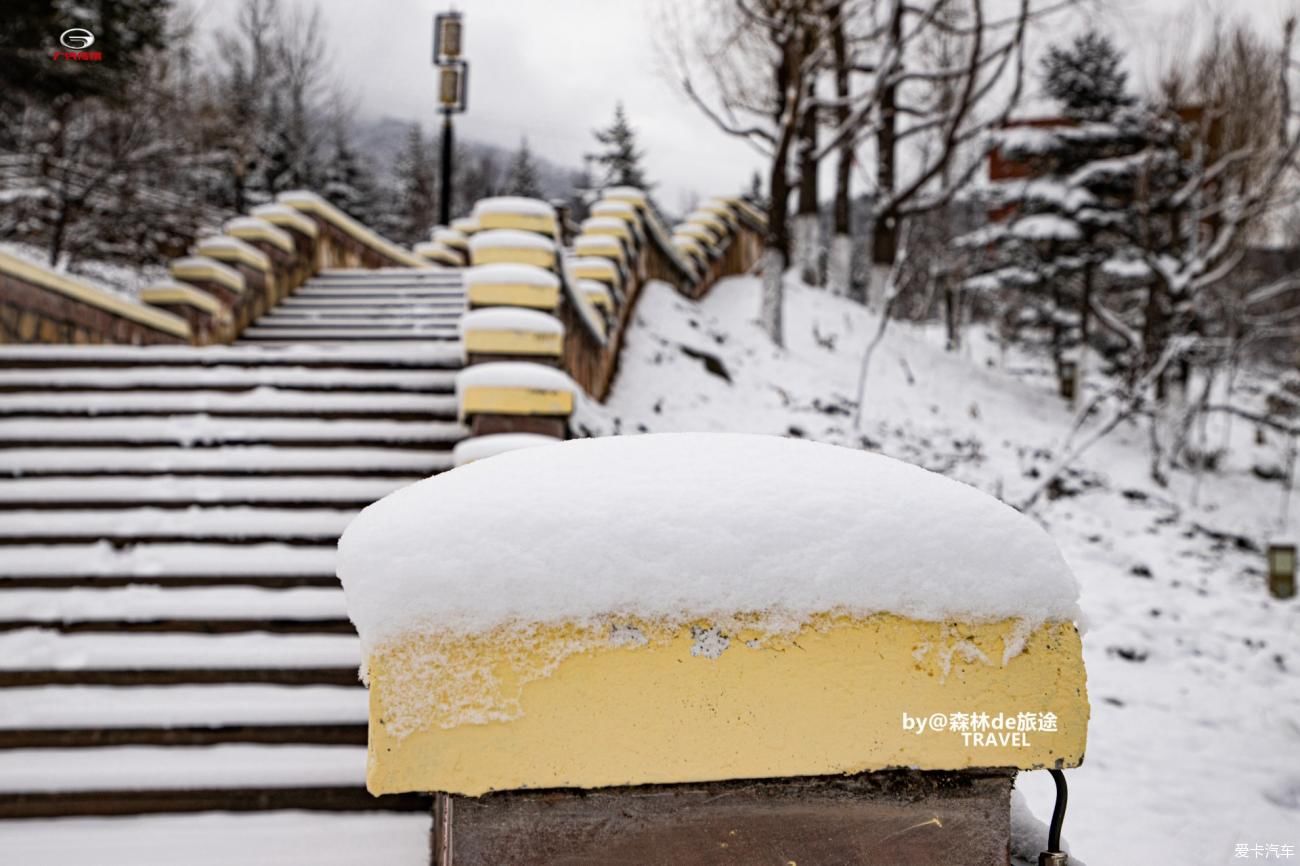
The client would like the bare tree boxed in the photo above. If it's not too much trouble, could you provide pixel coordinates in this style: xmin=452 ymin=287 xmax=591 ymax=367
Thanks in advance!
xmin=671 ymin=0 xmax=827 ymax=347
xmin=672 ymin=0 xmax=1063 ymax=347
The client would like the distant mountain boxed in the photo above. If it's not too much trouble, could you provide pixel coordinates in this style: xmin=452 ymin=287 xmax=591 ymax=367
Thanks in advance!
xmin=352 ymin=115 xmax=581 ymax=200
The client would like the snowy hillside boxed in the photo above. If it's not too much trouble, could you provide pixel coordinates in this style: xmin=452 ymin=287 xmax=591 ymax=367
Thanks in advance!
xmin=575 ymin=277 xmax=1300 ymax=866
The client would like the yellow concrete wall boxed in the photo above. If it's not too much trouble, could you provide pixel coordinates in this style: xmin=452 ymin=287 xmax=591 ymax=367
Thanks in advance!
xmin=464 ymin=330 xmax=564 ymax=357
xmin=367 ymin=613 xmax=1088 ymax=796
xmin=459 ymin=386 xmax=575 ymax=418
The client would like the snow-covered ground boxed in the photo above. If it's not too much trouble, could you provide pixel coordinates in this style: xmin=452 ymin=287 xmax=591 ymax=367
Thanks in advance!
xmin=1 ymin=274 xmax=1294 ymax=864
xmin=575 ymin=277 xmax=1300 ymax=866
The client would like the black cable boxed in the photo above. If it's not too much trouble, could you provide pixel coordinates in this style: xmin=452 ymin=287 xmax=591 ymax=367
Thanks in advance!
xmin=1047 ymin=768 xmax=1068 ymax=853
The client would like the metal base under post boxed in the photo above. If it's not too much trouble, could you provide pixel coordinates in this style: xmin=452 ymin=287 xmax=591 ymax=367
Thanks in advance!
xmin=429 ymin=769 xmax=1014 ymax=866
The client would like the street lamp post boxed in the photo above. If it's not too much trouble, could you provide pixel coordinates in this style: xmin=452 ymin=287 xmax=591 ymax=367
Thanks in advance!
xmin=434 ymin=12 xmax=468 ymax=227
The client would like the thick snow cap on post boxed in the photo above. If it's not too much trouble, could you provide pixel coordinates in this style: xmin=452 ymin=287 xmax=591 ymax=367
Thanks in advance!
xmin=458 ymin=307 xmax=564 ymax=338
xmin=580 ymin=216 xmax=635 ymax=241
xmin=451 ymin=432 xmax=561 ymax=467
xmin=339 ymin=433 xmax=1080 ymax=655
xmin=468 ymin=230 xmax=558 ymax=269
xmin=602 ymin=186 xmax=647 ymax=207
xmin=453 ymin=361 xmax=576 ymax=400
xmin=463 ymin=263 xmax=559 ymax=290
xmin=249 ymin=203 xmax=319 ymax=238
xmin=573 ymin=234 xmax=626 ymax=262
xmin=170 ymin=257 xmax=245 ymax=293
xmin=686 ymin=210 xmax=729 ymax=234
xmin=460 ymin=307 xmax=565 ymax=360
xmin=590 ymin=200 xmax=639 ymax=222
xmin=432 ymin=227 xmax=469 ymax=251
xmin=472 ymin=196 xmax=555 ymax=218
xmin=194 ymin=235 xmax=272 ymax=272
xmin=675 ymin=222 xmax=720 ymax=246
xmin=569 ymin=256 xmax=620 ymax=283
xmin=471 ymin=197 xmax=557 ymax=237
xmin=577 ymin=279 xmax=612 ymax=307
xmin=463 ymin=263 xmax=562 ymax=310
xmin=450 ymin=216 xmax=479 ymax=236
xmin=468 ymin=229 xmax=556 ymax=252
xmin=412 ymin=241 xmax=462 ymax=266
xmin=223 ymin=217 xmax=295 ymax=254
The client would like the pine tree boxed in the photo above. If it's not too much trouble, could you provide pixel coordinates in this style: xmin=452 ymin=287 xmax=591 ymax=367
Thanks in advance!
xmin=323 ymin=126 xmax=380 ymax=225
xmin=455 ymin=147 xmax=501 ymax=217
xmin=961 ymin=37 xmax=1148 ymax=382
xmin=386 ymin=124 xmax=437 ymax=244
xmin=747 ymin=170 xmax=767 ymax=210
xmin=505 ymin=137 xmax=542 ymax=198
xmin=592 ymin=102 xmax=649 ymax=189
xmin=1041 ymin=31 xmax=1134 ymax=121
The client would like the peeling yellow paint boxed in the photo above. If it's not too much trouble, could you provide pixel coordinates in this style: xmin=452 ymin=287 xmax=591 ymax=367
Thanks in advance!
xmin=459 ymin=386 xmax=574 ymax=418
xmin=366 ymin=613 xmax=1089 ymax=796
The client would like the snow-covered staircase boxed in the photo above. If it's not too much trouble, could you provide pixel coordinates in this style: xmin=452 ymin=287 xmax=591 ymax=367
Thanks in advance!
xmin=0 ymin=268 xmax=468 ymax=817
xmin=240 ymin=268 xmax=465 ymax=343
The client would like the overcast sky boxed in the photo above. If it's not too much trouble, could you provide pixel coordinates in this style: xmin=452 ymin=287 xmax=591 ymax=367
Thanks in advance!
xmin=196 ymin=0 xmax=1300 ymax=208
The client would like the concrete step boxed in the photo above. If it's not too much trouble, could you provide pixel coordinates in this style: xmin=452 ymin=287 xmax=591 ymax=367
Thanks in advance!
xmin=0 ymin=476 xmax=418 ymax=508
xmin=0 ymin=744 xmax=426 ymax=817
xmin=0 ymin=416 xmax=467 ymax=448
xmin=0 ymin=344 xmax=463 ymax=369
xmin=0 ymin=390 xmax=455 ymax=419
xmin=0 ymin=446 xmax=451 ymax=477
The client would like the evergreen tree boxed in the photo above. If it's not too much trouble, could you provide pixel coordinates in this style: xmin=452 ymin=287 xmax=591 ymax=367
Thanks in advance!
xmin=386 ymin=124 xmax=438 ymax=244
xmin=1041 ymin=31 xmax=1134 ymax=121
xmin=592 ymin=102 xmax=650 ymax=189
xmin=744 ymin=170 xmax=770 ymax=212
xmin=505 ymin=137 xmax=542 ymax=198
xmin=455 ymin=147 xmax=501 ymax=218
xmin=960 ymin=71 xmax=1148 ymax=380
xmin=322 ymin=126 xmax=380 ymax=225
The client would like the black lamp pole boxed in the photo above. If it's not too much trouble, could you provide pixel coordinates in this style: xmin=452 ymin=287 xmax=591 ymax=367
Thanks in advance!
xmin=434 ymin=11 xmax=466 ymax=226
xmin=440 ymin=110 xmax=454 ymax=226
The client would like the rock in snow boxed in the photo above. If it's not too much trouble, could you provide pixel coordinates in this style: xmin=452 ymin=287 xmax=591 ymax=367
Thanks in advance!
xmin=338 ymin=433 xmax=1080 ymax=654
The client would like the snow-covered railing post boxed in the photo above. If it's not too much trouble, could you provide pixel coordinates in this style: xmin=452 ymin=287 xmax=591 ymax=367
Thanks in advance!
xmin=414 ymin=227 xmax=470 ymax=268
xmin=192 ymin=235 xmax=277 ymax=332
xmin=339 ymin=433 xmax=1090 ymax=865
xmin=248 ymin=204 xmax=321 ymax=301
xmin=223 ymin=216 xmax=299 ymax=308
xmin=138 ymin=280 xmax=230 ymax=344
xmin=454 ymin=197 xmax=578 ymax=448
